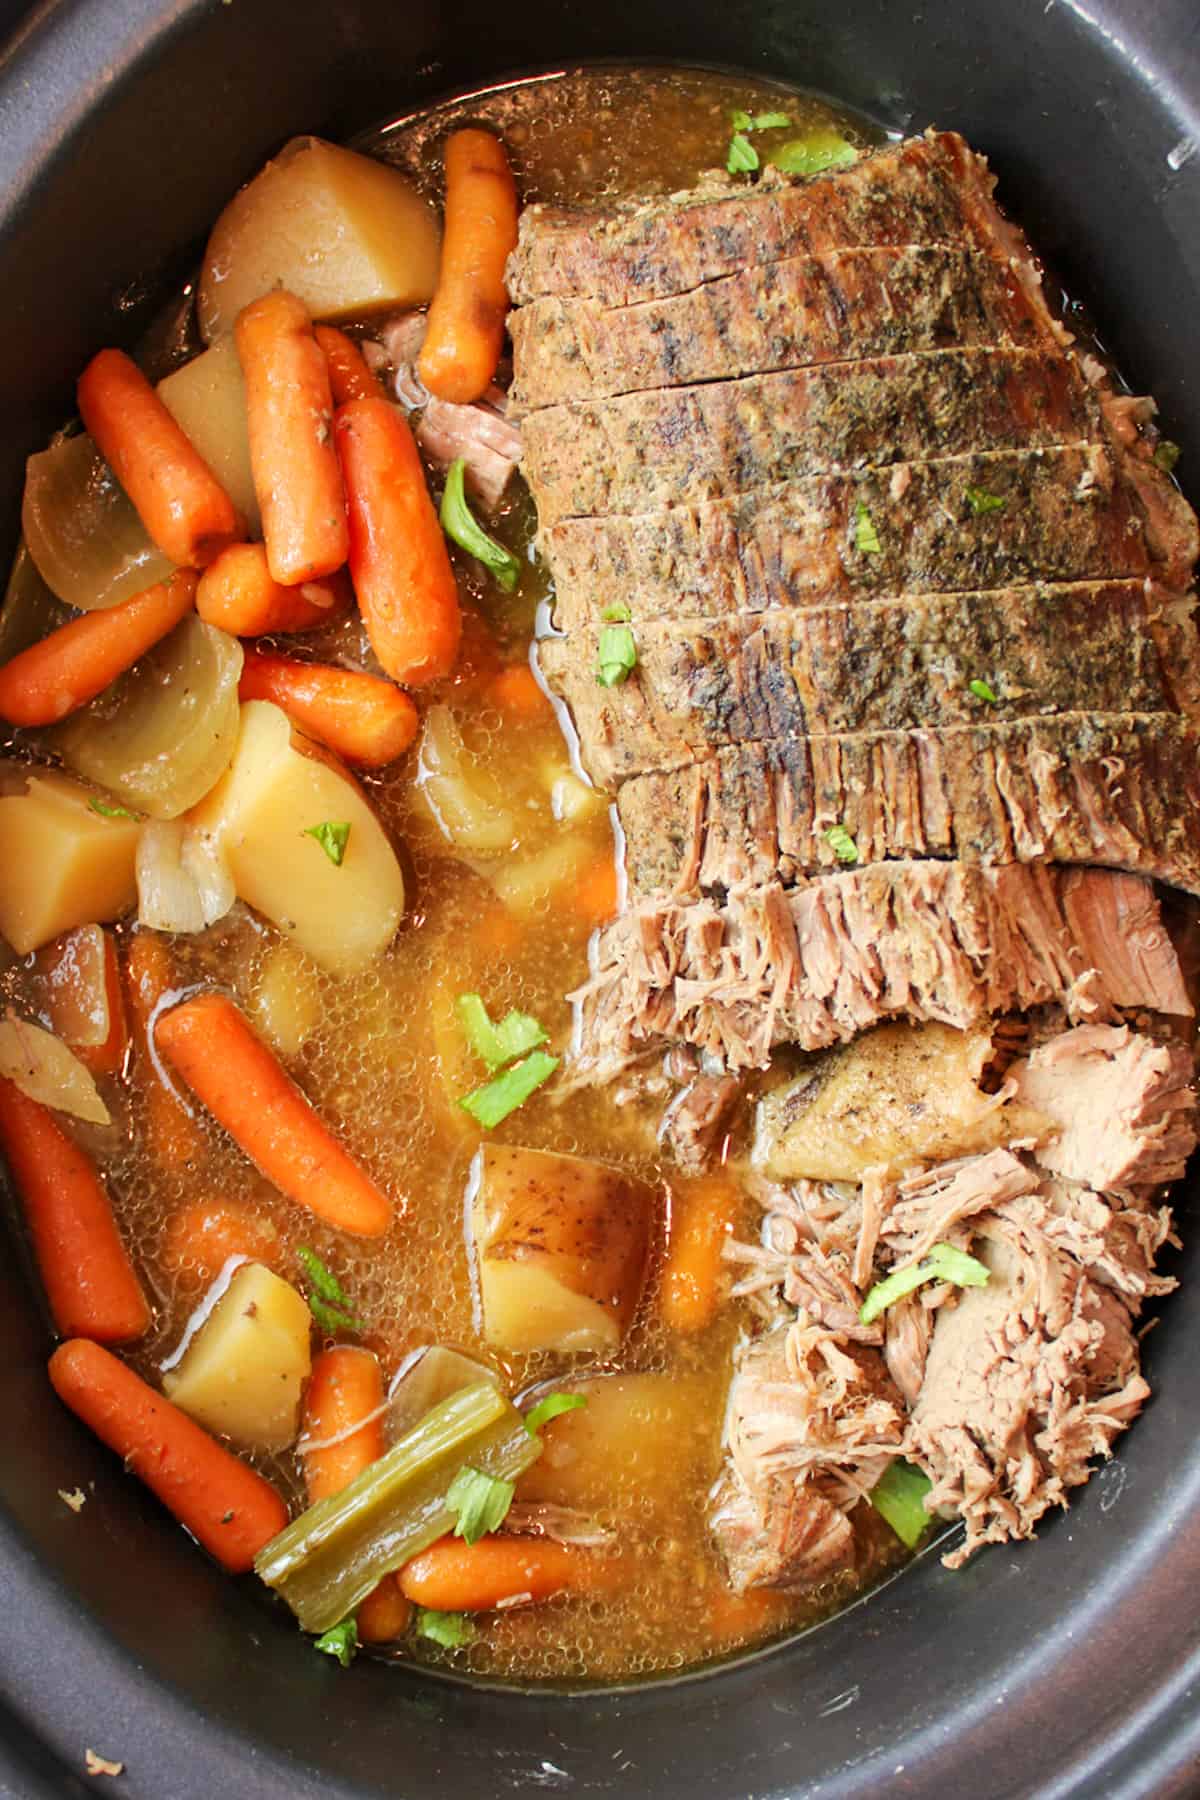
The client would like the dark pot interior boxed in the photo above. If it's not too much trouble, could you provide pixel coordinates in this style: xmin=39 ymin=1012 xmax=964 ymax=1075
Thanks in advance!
xmin=1 ymin=1 xmax=1199 ymax=1794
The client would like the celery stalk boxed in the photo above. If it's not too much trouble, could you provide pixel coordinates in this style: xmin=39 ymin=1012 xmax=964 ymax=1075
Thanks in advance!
xmin=255 ymin=1382 xmax=541 ymax=1633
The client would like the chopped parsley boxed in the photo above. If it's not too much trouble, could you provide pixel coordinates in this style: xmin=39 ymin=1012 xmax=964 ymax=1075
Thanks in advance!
xmin=446 ymin=1465 xmax=516 ymax=1545
xmin=853 ymin=499 xmax=882 ymax=556
xmin=968 ymin=678 xmax=999 ymax=704
xmin=726 ymin=133 xmax=759 ymax=175
xmin=826 ymin=823 xmax=859 ymax=865
xmin=459 ymin=1049 xmax=560 ymax=1129
xmin=869 ymin=1460 xmax=933 ymax=1549
xmin=596 ymin=623 xmax=637 ymax=688
xmin=456 ymin=992 xmax=548 ymax=1071
xmin=416 ymin=1608 xmax=475 ymax=1649
xmin=88 ymin=797 xmax=138 ymax=821
xmin=600 ymin=601 xmax=632 ymax=623
xmin=303 ymin=820 xmax=350 ymax=866
xmin=750 ymin=110 xmax=792 ymax=130
xmin=766 ymin=130 xmax=859 ymax=175
xmin=1153 ymin=439 xmax=1181 ymax=473
xmin=964 ymin=486 xmax=1007 ymax=515
xmin=440 ymin=456 xmax=521 ymax=592
xmin=314 ymin=1617 xmax=358 ymax=1668
xmin=860 ymin=1241 xmax=990 ymax=1326
xmin=524 ymin=1392 xmax=587 ymax=1436
xmin=297 ymin=1246 xmax=361 ymax=1333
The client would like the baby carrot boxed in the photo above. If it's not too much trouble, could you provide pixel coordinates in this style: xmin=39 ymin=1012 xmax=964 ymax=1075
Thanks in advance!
xmin=0 ymin=1077 xmax=149 ymax=1344
xmin=77 ymin=348 xmax=245 ymax=567
xmin=196 ymin=543 xmax=351 ymax=637
xmin=399 ymin=1533 xmax=623 ymax=1612
xmin=155 ymin=993 xmax=392 ymax=1238
xmin=357 ymin=1575 xmax=413 ymax=1644
xmin=238 ymin=647 xmax=418 ymax=769
xmin=487 ymin=665 xmax=552 ymax=719
xmin=48 ymin=1338 xmax=288 ymax=1572
xmin=335 ymin=397 xmax=460 ymax=685
xmin=659 ymin=1173 xmax=745 ymax=1335
xmin=417 ymin=130 xmax=519 ymax=404
xmin=125 ymin=932 xmax=205 ymax=1173
xmin=315 ymin=325 xmax=384 ymax=405
xmin=161 ymin=1199 xmax=281 ymax=1287
xmin=574 ymin=853 xmax=620 ymax=928
xmin=302 ymin=1345 xmax=385 ymax=1503
xmin=0 ymin=569 xmax=197 ymax=727
xmin=235 ymin=290 xmax=349 ymax=586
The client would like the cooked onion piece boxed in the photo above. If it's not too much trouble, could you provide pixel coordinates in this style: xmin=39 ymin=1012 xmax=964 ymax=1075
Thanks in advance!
xmin=0 ymin=541 xmax=73 ymax=663
xmin=414 ymin=705 xmax=518 ymax=855
xmin=0 ymin=1008 xmax=110 ymax=1124
xmin=136 ymin=819 xmax=235 ymax=934
xmin=22 ymin=432 xmax=175 ymax=611
xmin=163 ymin=1262 xmax=312 ymax=1451
xmin=53 ymin=616 xmax=243 ymax=820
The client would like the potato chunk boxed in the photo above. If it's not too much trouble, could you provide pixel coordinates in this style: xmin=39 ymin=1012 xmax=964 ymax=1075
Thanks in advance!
xmin=189 ymin=700 xmax=404 ymax=975
xmin=197 ymin=137 xmax=441 ymax=341
xmin=157 ymin=335 xmax=260 ymax=534
xmin=471 ymin=1146 xmax=653 ymax=1355
xmin=250 ymin=940 xmax=322 ymax=1057
xmin=0 ymin=769 xmax=138 ymax=953
xmin=163 ymin=1261 xmax=311 ymax=1451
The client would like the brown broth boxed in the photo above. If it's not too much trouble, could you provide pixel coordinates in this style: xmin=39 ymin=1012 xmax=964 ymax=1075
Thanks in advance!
xmin=0 ymin=67 xmax=901 ymax=1684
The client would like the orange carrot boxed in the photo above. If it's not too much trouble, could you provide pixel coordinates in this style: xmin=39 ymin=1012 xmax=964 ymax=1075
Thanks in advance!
xmin=659 ymin=1173 xmax=745 ymax=1334
xmin=399 ymin=1534 xmax=624 ymax=1612
xmin=77 ymin=348 xmax=245 ymax=567
xmin=155 ymin=993 xmax=392 ymax=1238
xmin=48 ymin=1338 xmax=288 ymax=1572
xmin=238 ymin=647 xmax=418 ymax=769
xmin=357 ymin=1575 xmax=413 ymax=1644
xmin=574 ymin=853 xmax=620 ymax=928
xmin=315 ymin=325 xmax=384 ymax=405
xmin=488 ymin=664 xmax=552 ymax=719
xmin=161 ymin=1199 xmax=281 ymax=1287
xmin=125 ymin=932 xmax=205 ymax=1173
xmin=0 ymin=569 xmax=197 ymax=727
xmin=196 ymin=543 xmax=351 ymax=637
xmin=417 ymin=130 xmax=519 ymax=404
xmin=705 ymin=1578 xmax=793 ymax=1645
xmin=0 ymin=1077 xmax=149 ymax=1343
xmin=235 ymin=291 xmax=349 ymax=585
xmin=302 ymin=1345 xmax=385 ymax=1503
xmin=37 ymin=926 xmax=128 ymax=1078
xmin=335 ymin=397 xmax=461 ymax=685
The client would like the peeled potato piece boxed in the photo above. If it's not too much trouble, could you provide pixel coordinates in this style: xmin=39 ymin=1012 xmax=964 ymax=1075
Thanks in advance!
xmin=22 ymin=431 xmax=175 ymax=612
xmin=189 ymin=700 xmax=405 ymax=976
xmin=163 ymin=1261 xmax=312 ymax=1452
xmin=0 ymin=768 xmax=139 ymax=954
xmin=197 ymin=136 xmax=441 ymax=341
xmin=157 ymin=335 xmax=260 ymax=535
xmin=471 ymin=1145 xmax=653 ymax=1355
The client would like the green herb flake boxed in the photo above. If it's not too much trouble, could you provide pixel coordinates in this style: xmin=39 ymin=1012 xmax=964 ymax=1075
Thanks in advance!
xmin=439 ymin=457 xmax=521 ymax=592
xmin=965 ymin=486 xmax=1007 ymax=516
xmin=446 ymin=1465 xmax=516 ymax=1545
xmin=869 ymin=1460 xmax=933 ymax=1550
xmin=860 ymin=1241 xmax=990 ymax=1326
xmin=968 ymin=678 xmax=999 ymax=705
xmin=88 ymin=797 xmax=138 ymax=821
xmin=600 ymin=601 xmax=632 ymax=623
xmin=456 ymin=993 xmax=548 ymax=1071
xmin=853 ymin=499 xmax=882 ymax=556
xmin=825 ymin=823 xmax=859 ymax=865
xmin=726 ymin=133 xmax=759 ymax=176
xmin=314 ymin=1617 xmax=358 ymax=1668
xmin=524 ymin=1392 xmax=587 ymax=1436
xmin=751 ymin=110 xmax=792 ymax=129
xmin=767 ymin=130 xmax=859 ymax=175
xmin=459 ymin=1049 xmax=560 ymax=1129
xmin=303 ymin=820 xmax=350 ymax=867
xmin=416 ymin=1608 xmax=476 ymax=1649
xmin=1154 ymin=439 xmax=1181 ymax=474
xmin=729 ymin=108 xmax=753 ymax=131
xmin=297 ymin=1247 xmax=361 ymax=1333
xmin=595 ymin=623 xmax=638 ymax=688
xmin=309 ymin=1296 xmax=362 ymax=1334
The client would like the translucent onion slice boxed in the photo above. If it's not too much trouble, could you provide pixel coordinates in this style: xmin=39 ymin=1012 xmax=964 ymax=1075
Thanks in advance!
xmin=53 ymin=617 xmax=243 ymax=819
xmin=22 ymin=431 xmax=175 ymax=611
xmin=0 ymin=1008 xmax=110 ymax=1124
xmin=136 ymin=819 xmax=236 ymax=934
xmin=0 ymin=540 xmax=74 ymax=664
xmin=414 ymin=705 xmax=517 ymax=855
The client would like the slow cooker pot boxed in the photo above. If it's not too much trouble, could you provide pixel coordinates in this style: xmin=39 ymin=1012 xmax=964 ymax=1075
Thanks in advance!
xmin=0 ymin=0 xmax=1198 ymax=1793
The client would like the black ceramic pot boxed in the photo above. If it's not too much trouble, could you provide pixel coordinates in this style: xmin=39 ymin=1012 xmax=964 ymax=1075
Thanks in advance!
xmin=1 ymin=2 xmax=1199 ymax=1794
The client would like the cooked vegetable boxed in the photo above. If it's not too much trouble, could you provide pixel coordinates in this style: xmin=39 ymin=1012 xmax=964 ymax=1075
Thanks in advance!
xmin=471 ymin=1146 xmax=651 ymax=1353
xmin=414 ymin=705 xmax=517 ymax=854
xmin=399 ymin=1534 xmax=619 ymax=1612
xmin=0 ymin=1010 xmax=110 ymax=1124
xmin=315 ymin=325 xmax=384 ymax=405
xmin=161 ymin=1200 xmax=281 ymax=1287
xmin=296 ymin=1244 xmax=361 ymax=1332
xmin=356 ymin=1578 xmax=413 ymax=1645
xmin=335 ymin=397 xmax=461 ymax=685
xmin=197 ymin=136 xmax=441 ymax=341
xmin=0 ymin=568 xmax=197 ymax=729
xmin=302 ymin=820 xmax=350 ymax=868
xmin=965 ymin=486 xmax=1007 ymax=516
xmin=460 ymin=1051 xmax=559 ymax=1129
xmin=76 ymin=350 xmax=244 ymax=567
xmin=765 ymin=129 xmax=858 ymax=174
xmin=968 ymin=677 xmax=999 ymax=703
xmin=34 ymin=924 xmax=126 ymax=1075
xmin=314 ymin=1618 xmax=358 ymax=1667
xmin=163 ymin=1262 xmax=313 ymax=1451
xmin=157 ymin=334 xmax=260 ymax=533
xmin=659 ymin=1172 xmax=744 ymax=1334
xmin=860 ymin=1242 xmax=990 ymax=1326
xmin=825 ymin=823 xmax=859 ymax=864
xmin=869 ymin=1459 xmax=934 ymax=1549
xmin=303 ymin=1344 xmax=385 ymax=1502
xmin=53 ymin=613 xmax=243 ymax=821
xmin=754 ymin=1021 xmax=1048 ymax=1182
xmin=489 ymin=666 xmax=553 ymax=718
xmin=386 ymin=1346 xmax=500 ymax=1440
xmin=155 ymin=991 xmax=393 ymax=1239
xmin=456 ymin=993 xmax=547 ymax=1070
xmin=235 ymin=290 xmax=348 ymax=586
xmin=188 ymin=700 xmax=405 ymax=975
xmin=417 ymin=129 xmax=519 ymax=405
xmin=135 ymin=817 xmax=235 ymax=935
xmin=22 ymin=433 xmax=175 ymax=613
xmin=0 ymin=1078 xmax=149 ymax=1342
xmin=124 ymin=932 xmax=206 ymax=1173
xmin=573 ymin=852 xmax=621 ymax=926
xmin=255 ymin=1381 xmax=540 ymax=1633
xmin=726 ymin=133 xmax=758 ymax=174
xmin=595 ymin=623 xmax=637 ymax=688
xmin=250 ymin=941 xmax=322 ymax=1058
xmin=197 ymin=544 xmax=350 ymax=637
xmin=0 ymin=768 xmax=139 ymax=955
xmin=48 ymin=1338 xmax=288 ymax=1571
xmin=414 ymin=1607 xmax=475 ymax=1647
xmin=439 ymin=458 xmax=521 ymax=592
xmin=446 ymin=1465 xmax=515 ymax=1544
xmin=523 ymin=1393 xmax=586 ymax=1436
xmin=239 ymin=648 xmax=419 ymax=770
xmin=853 ymin=499 xmax=881 ymax=555
xmin=0 ymin=542 xmax=72 ymax=662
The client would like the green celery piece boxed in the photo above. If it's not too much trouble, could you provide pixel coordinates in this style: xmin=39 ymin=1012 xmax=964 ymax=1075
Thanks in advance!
xmin=456 ymin=994 xmax=548 ymax=1071
xmin=459 ymin=1050 xmax=559 ymax=1129
xmin=767 ymin=130 xmax=859 ymax=175
xmin=860 ymin=1241 xmax=989 ymax=1325
xmin=255 ymin=1382 xmax=541 ymax=1634
xmin=869 ymin=1460 xmax=933 ymax=1549
xmin=439 ymin=458 xmax=520 ymax=592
